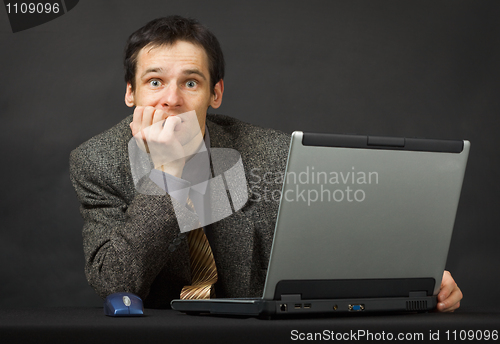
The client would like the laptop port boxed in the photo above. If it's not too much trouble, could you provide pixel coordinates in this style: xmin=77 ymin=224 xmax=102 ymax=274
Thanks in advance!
xmin=294 ymin=304 xmax=302 ymax=309
xmin=348 ymin=304 xmax=365 ymax=311
xmin=280 ymin=304 xmax=288 ymax=312
xmin=303 ymin=303 xmax=311 ymax=309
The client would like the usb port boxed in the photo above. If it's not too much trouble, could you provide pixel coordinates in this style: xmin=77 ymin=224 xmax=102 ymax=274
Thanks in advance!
xmin=294 ymin=304 xmax=302 ymax=309
xmin=303 ymin=303 xmax=311 ymax=309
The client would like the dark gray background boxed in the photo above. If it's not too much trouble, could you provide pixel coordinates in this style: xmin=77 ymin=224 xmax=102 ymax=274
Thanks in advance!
xmin=0 ymin=0 xmax=498 ymax=310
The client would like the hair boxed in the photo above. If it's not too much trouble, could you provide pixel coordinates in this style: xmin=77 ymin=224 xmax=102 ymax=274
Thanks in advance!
xmin=124 ymin=16 xmax=225 ymax=94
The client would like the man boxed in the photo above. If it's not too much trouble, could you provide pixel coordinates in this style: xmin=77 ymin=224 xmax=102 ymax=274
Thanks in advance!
xmin=70 ymin=16 xmax=462 ymax=311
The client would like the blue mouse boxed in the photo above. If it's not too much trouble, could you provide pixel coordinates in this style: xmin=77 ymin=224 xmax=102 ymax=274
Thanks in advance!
xmin=104 ymin=292 xmax=144 ymax=316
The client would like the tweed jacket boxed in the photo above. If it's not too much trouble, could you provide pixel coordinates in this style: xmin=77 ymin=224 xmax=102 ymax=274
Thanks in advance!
xmin=70 ymin=114 xmax=290 ymax=308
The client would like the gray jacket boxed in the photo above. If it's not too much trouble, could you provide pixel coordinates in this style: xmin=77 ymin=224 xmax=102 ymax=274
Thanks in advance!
xmin=70 ymin=114 xmax=289 ymax=308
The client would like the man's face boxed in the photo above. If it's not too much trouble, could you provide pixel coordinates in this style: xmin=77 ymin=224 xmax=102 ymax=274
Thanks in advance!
xmin=125 ymin=40 xmax=223 ymax=136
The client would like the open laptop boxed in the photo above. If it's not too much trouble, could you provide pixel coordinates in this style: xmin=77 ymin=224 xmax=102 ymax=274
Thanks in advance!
xmin=171 ymin=131 xmax=470 ymax=317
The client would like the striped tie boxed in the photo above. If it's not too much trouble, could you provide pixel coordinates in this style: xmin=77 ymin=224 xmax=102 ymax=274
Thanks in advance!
xmin=180 ymin=198 xmax=218 ymax=299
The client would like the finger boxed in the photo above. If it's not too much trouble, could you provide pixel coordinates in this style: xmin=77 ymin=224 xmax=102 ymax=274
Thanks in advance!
xmin=141 ymin=106 xmax=156 ymax=130
xmin=147 ymin=117 xmax=164 ymax=142
xmin=131 ymin=107 xmax=149 ymax=152
xmin=161 ymin=115 xmax=182 ymax=138
xmin=437 ymin=286 xmax=463 ymax=312
xmin=437 ymin=271 xmax=462 ymax=312
xmin=157 ymin=116 xmax=182 ymax=154
xmin=131 ymin=106 xmax=145 ymax=136
xmin=177 ymin=110 xmax=196 ymax=124
xmin=438 ymin=271 xmax=454 ymax=302
xmin=140 ymin=128 xmax=150 ymax=153
xmin=152 ymin=108 xmax=167 ymax=125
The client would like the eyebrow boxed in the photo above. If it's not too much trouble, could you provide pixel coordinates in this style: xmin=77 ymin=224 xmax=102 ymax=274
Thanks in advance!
xmin=140 ymin=67 xmax=164 ymax=79
xmin=183 ymin=69 xmax=207 ymax=81
xmin=140 ymin=67 xmax=207 ymax=82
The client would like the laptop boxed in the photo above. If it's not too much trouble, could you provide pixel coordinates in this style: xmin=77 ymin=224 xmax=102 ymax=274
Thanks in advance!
xmin=171 ymin=131 xmax=470 ymax=317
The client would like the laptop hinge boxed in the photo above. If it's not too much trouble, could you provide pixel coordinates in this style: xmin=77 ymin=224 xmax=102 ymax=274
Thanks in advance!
xmin=280 ymin=294 xmax=302 ymax=302
xmin=409 ymin=291 xmax=428 ymax=297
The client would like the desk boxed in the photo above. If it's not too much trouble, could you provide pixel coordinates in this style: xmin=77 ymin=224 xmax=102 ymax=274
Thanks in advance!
xmin=1 ymin=308 xmax=498 ymax=344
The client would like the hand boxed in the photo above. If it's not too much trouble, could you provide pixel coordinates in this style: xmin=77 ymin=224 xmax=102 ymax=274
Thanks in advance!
xmin=130 ymin=105 xmax=168 ymax=153
xmin=130 ymin=106 xmax=202 ymax=178
xmin=436 ymin=270 xmax=462 ymax=312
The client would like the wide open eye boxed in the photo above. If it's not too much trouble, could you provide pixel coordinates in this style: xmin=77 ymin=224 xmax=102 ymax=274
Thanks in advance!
xmin=149 ymin=79 xmax=161 ymax=87
xmin=185 ymin=80 xmax=197 ymax=88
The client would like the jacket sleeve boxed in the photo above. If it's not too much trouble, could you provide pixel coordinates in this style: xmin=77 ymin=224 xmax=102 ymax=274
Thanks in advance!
xmin=69 ymin=146 xmax=193 ymax=303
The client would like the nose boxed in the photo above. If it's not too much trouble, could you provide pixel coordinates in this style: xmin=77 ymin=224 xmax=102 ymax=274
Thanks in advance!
xmin=159 ymin=83 xmax=182 ymax=109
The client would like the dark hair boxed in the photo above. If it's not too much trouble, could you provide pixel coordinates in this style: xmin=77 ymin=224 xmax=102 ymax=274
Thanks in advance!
xmin=124 ymin=16 xmax=225 ymax=94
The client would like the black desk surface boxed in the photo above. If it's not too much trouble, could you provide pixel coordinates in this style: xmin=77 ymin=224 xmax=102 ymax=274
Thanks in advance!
xmin=1 ymin=308 xmax=499 ymax=344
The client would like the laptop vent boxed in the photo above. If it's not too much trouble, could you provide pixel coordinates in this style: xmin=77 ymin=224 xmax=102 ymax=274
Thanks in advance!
xmin=406 ymin=300 xmax=427 ymax=311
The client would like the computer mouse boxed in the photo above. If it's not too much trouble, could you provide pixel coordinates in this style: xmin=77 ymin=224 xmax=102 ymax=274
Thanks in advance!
xmin=104 ymin=292 xmax=144 ymax=316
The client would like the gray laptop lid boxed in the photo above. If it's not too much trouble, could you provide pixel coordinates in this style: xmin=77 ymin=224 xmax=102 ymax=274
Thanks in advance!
xmin=262 ymin=132 xmax=469 ymax=300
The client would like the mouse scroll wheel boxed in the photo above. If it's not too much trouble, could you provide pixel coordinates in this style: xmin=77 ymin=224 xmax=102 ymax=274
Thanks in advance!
xmin=123 ymin=296 xmax=131 ymax=307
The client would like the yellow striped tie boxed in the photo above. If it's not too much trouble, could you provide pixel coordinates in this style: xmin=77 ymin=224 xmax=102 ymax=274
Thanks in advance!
xmin=180 ymin=198 xmax=218 ymax=299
